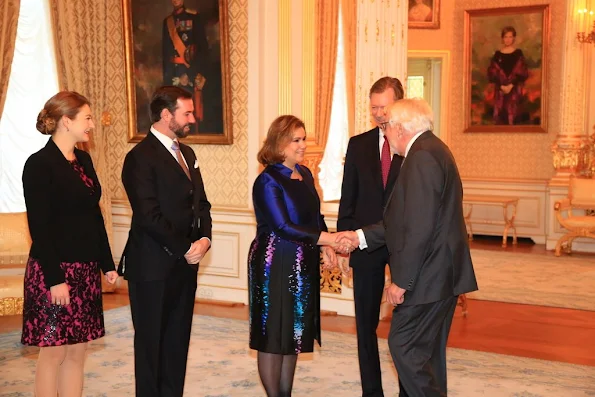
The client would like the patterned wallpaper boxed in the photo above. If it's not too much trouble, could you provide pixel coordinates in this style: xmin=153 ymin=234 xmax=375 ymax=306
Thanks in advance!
xmin=449 ymin=0 xmax=565 ymax=180
xmin=104 ymin=0 xmax=249 ymax=208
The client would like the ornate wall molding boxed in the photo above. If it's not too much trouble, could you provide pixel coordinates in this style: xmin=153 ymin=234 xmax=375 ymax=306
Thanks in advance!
xmin=551 ymin=140 xmax=591 ymax=176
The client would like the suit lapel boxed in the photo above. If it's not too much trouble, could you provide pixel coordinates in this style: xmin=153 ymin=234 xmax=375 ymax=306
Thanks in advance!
xmin=146 ymin=132 xmax=188 ymax=180
xmin=386 ymin=154 xmax=403 ymax=193
xmin=383 ymin=131 xmax=434 ymax=215
xmin=405 ymin=131 xmax=433 ymax=160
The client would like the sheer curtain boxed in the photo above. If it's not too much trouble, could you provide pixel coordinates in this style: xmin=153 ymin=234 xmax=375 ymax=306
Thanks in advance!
xmin=0 ymin=0 xmax=59 ymax=212
xmin=318 ymin=9 xmax=349 ymax=202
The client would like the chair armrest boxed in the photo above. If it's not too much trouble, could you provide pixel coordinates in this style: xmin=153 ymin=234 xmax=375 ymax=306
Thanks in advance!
xmin=554 ymin=198 xmax=571 ymax=211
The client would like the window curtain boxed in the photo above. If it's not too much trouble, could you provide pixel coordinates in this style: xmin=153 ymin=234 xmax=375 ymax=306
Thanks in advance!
xmin=314 ymin=1 xmax=339 ymax=154
xmin=318 ymin=0 xmax=357 ymax=201
xmin=0 ymin=0 xmax=60 ymax=212
xmin=319 ymin=11 xmax=348 ymax=201
xmin=306 ymin=0 xmax=339 ymax=195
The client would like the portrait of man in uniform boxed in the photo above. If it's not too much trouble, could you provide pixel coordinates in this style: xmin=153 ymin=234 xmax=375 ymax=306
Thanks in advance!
xmin=124 ymin=0 xmax=232 ymax=144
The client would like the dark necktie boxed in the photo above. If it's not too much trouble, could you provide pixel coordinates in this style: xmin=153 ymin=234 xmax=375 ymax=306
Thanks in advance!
xmin=171 ymin=141 xmax=191 ymax=180
xmin=381 ymin=138 xmax=391 ymax=188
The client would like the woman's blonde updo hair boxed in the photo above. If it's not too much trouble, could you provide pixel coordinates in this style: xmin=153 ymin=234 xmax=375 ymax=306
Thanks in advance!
xmin=36 ymin=91 xmax=90 ymax=135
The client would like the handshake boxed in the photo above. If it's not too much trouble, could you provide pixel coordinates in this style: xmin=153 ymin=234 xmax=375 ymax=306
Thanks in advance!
xmin=319 ymin=230 xmax=361 ymax=271
xmin=329 ymin=230 xmax=360 ymax=254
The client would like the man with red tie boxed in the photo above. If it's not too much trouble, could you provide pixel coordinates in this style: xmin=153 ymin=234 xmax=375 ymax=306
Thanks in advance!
xmin=337 ymin=77 xmax=405 ymax=397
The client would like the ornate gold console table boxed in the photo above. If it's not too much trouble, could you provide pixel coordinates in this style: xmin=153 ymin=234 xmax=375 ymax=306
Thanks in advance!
xmin=463 ymin=195 xmax=519 ymax=248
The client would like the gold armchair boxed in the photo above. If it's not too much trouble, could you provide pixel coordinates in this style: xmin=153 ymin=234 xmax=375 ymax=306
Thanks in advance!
xmin=554 ymin=176 xmax=595 ymax=256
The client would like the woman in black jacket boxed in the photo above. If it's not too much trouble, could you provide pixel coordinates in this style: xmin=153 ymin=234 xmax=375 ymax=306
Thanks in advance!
xmin=21 ymin=91 xmax=117 ymax=397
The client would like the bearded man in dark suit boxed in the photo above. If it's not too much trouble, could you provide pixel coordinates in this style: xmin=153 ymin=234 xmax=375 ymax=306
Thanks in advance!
xmin=120 ymin=85 xmax=212 ymax=397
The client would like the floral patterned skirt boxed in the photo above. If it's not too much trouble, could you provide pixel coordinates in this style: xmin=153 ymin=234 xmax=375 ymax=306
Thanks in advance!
xmin=21 ymin=257 xmax=105 ymax=346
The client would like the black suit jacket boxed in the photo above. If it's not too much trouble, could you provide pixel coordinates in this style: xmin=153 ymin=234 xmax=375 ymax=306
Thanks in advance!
xmin=337 ymin=127 xmax=403 ymax=268
xmin=22 ymin=139 xmax=115 ymax=288
xmin=120 ymin=131 xmax=212 ymax=282
xmin=363 ymin=131 xmax=478 ymax=306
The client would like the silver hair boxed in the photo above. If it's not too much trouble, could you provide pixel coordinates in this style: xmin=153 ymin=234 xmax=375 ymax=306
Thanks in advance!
xmin=387 ymin=98 xmax=434 ymax=135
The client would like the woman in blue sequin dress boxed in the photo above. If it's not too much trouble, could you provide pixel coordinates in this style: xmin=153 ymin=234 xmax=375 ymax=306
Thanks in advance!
xmin=249 ymin=115 xmax=347 ymax=396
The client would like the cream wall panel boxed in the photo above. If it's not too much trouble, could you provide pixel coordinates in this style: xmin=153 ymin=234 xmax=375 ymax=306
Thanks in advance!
xmin=198 ymin=212 xmax=256 ymax=297
xmin=462 ymin=179 xmax=548 ymax=244
xmin=110 ymin=202 xmax=256 ymax=303
xmin=111 ymin=200 xmax=133 ymax=263
xmin=199 ymin=232 xmax=240 ymax=278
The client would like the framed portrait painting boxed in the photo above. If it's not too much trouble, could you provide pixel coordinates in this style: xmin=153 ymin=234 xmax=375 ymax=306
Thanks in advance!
xmin=123 ymin=0 xmax=233 ymax=144
xmin=463 ymin=5 xmax=550 ymax=133
xmin=408 ymin=0 xmax=440 ymax=29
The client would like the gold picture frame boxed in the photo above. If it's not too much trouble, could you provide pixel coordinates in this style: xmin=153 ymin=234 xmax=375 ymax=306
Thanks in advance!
xmin=463 ymin=5 xmax=550 ymax=133
xmin=122 ymin=0 xmax=233 ymax=144
xmin=408 ymin=0 xmax=440 ymax=30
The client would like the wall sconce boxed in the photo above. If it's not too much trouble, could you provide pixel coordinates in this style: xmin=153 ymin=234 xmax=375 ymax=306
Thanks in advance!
xmin=577 ymin=7 xmax=595 ymax=44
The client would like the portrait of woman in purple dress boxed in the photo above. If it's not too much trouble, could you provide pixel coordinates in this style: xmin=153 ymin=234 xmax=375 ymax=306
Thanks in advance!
xmin=487 ymin=26 xmax=529 ymax=125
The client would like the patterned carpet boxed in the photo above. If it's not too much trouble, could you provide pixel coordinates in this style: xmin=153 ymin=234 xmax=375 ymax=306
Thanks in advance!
xmin=1 ymin=306 xmax=594 ymax=396
xmin=468 ymin=249 xmax=595 ymax=311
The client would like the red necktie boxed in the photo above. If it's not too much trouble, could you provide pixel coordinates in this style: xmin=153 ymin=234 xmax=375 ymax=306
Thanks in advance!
xmin=381 ymin=138 xmax=391 ymax=188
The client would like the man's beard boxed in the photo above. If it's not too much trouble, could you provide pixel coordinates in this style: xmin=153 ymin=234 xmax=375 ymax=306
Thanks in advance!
xmin=169 ymin=119 xmax=191 ymax=138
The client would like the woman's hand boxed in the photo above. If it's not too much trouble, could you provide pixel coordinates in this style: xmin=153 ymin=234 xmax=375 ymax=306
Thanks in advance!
xmin=49 ymin=283 xmax=70 ymax=306
xmin=105 ymin=271 xmax=118 ymax=284
xmin=321 ymin=246 xmax=338 ymax=271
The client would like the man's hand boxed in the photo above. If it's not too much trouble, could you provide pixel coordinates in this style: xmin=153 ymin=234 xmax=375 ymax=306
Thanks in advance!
xmin=334 ymin=231 xmax=359 ymax=254
xmin=104 ymin=271 xmax=118 ymax=284
xmin=321 ymin=246 xmax=338 ymax=271
xmin=184 ymin=238 xmax=210 ymax=264
xmin=385 ymin=283 xmax=406 ymax=306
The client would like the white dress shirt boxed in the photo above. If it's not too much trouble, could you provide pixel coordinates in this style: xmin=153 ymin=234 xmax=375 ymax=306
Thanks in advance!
xmin=150 ymin=126 xmax=189 ymax=168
